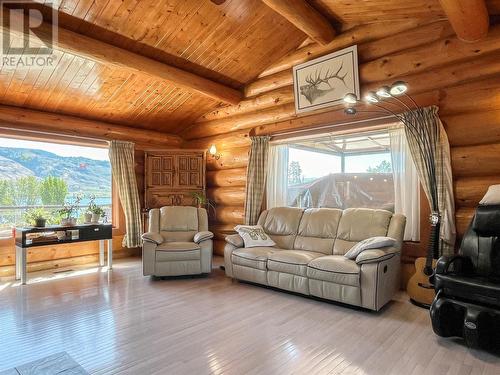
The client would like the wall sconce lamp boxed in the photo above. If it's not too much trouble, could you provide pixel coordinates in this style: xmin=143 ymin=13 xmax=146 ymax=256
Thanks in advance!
xmin=208 ymin=144 xmax=221 ymax=160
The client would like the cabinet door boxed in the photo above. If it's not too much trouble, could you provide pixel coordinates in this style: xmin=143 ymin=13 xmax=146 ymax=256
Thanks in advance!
xmin=176 ymin=154 xmax=204 ymax=189
xmin=147 ymin=155 xmax=175 ymax=188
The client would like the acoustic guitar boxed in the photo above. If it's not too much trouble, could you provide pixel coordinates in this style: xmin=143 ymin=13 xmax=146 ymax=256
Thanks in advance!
xmin=407 ymin=213 xmax=440 ymax=308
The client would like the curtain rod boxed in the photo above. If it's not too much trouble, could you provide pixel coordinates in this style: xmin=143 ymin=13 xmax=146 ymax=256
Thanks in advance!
xmin=269 ymin=115 xmax=399 ymax=143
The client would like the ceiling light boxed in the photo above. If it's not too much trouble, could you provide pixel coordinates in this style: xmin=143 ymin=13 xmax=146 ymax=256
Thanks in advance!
xmin=390 ymin=81 xmax=408 ymax=96
xmin=343 ymin=93 xmax=358 ymax=104
xmin=364 ymin=91 xmax=379 ymax=103
xmin=376 ymin=86 xmax=391 ymax=98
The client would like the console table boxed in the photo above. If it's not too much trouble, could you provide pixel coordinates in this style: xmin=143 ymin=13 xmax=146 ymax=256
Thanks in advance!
xmin=15 ymin=224 xmax=113 ymax=285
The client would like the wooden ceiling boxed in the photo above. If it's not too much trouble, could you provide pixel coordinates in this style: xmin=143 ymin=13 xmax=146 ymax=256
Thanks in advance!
xmin=1 ymin=0 xmax=499 ymax=136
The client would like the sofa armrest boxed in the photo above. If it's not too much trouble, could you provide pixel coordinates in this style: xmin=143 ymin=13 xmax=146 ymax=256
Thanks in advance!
xmin=355 ymin=247 xmax=400 ymax=264
xmin=435 ymin=255 xmax=474 ymax=275
xmin=142 ymin=232 xmax=163 ymax=245
xmin=194 ymin=231 xmax=214 ymax=244
xmin=225 ymin=233 xmax=244 ymax=248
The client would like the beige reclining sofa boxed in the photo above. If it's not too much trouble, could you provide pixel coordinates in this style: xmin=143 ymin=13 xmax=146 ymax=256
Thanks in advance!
xmin=224 ymin=207 xmax=406 ymax=311
xmin=142 ymin=206 xmax=213 ymax=277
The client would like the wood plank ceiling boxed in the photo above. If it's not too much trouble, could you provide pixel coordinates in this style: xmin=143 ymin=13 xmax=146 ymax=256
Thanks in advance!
xmin=1 ymin=0 xmax=499 ymax=136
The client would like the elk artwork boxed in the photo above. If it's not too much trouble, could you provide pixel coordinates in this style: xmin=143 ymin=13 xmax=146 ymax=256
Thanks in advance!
xmin=299 ymin=61 xmax=348 ymax=104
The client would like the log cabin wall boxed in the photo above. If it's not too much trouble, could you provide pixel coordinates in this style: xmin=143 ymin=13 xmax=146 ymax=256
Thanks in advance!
xmin=182 ymin=19 xmax=500 ymax=285
xmin=0 ymin=108 xmax=182 ymax=277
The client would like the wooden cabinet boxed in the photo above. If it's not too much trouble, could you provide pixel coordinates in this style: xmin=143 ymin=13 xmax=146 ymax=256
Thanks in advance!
xmin=145 ymin=150 xmax=206 ymax=209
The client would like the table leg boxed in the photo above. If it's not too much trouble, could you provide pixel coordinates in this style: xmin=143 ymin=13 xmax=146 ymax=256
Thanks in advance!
xmin=20 ymin=247 xmax=27 ymax=285
xmin=99 ymin=240 xmax=105 ymax=267
xmin=107 ymin=239 xmax=113 ymax=269
xmin=15 ymin=246 xmax=20 ymax=280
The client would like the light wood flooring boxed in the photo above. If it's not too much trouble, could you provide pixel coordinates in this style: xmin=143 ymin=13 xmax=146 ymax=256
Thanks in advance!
xmin=0 ymin=257 xmax=499 ymax=375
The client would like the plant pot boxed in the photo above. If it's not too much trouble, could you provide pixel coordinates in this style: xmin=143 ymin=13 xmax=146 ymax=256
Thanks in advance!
xmin=84 ymin=213 xmax=92 ymax=224
xmin=34 ymin=218 xmax=46 ymax=228
xmin=91 ymin=213 xmax=100 ymax=224
xmin=61 ymin=217 xmax=77 ymax=226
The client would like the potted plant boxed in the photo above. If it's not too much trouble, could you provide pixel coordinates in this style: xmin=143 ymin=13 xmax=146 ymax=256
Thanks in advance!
xmin=24 ymin=208 xmax=48 ymax=227
xmin=58 ymin=194 xmax=82 ymax=226
xmin=191 ymin=192 xmax=216 ymax=216
xmin=87 ymin=195 xmax=105 ymax=223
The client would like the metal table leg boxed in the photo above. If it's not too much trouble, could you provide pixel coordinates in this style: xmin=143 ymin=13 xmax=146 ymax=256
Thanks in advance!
xmin=107 ymin=239 xmax=113 ymax=269
xmin=99 ymin=240 xmax=105 ymax=267
xmin=20 ymin=247 xmax=27 ymax=285
xmin=15 ymin=245 xmax=21 ymax=280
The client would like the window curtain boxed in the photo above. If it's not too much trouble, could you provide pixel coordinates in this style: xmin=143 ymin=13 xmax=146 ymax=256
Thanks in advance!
xmin=108 ymin=141 xmax=142 ymax=248
xmin=244 ymin=136 xmax=271 ymax=225
xmin=389 ymin=126 xmax=420 ymax=241
xmin=401 ymin=106 xmax=456 ymax=256
xmin=266 ymin=144 xmax=289 ymax=209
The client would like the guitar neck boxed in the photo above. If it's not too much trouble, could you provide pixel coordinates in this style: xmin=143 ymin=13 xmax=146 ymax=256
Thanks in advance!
xmin=425 ymin=214 xmax=440 ymax=270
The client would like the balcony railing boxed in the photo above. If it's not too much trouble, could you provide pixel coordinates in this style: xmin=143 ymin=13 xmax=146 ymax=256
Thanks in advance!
xmin=0 ymin=204 xmax=112 ymax=239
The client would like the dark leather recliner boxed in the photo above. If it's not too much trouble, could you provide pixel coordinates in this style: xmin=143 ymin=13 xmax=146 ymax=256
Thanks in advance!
xmin=430 ymin=205 xmax=500 ymax=351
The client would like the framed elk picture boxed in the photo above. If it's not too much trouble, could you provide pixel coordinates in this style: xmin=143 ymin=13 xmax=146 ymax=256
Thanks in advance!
xmin=293 ymin=45 xmax=360 ymax=114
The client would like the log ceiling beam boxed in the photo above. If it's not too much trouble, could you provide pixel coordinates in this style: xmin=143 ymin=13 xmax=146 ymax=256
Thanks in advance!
xmin=1 ymin=7 xmax=242 ymax=105
xmin=261 ymin=0 xmax=336 ymax=45
xmin=438 ymin=0 xmax=489 ymax=42
xmin=0 ymin=104 xmax=182 ymax=147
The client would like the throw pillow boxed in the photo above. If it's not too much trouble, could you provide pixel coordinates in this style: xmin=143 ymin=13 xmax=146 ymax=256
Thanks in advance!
xmin=344 ymin=236 xmax=397 ymax=259
xmin=234 ymin=225 xmax=276 ymax=248
xmin=479 ymin=184 xmax=500 ymax=205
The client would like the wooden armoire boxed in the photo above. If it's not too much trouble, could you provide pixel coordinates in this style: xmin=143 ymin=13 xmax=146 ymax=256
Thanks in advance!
xmin=144 ymin=150 xmax=206 ymax=209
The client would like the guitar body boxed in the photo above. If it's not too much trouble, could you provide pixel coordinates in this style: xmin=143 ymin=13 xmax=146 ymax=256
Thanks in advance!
xmin=407 ymin=257 xmax=438 ymax=307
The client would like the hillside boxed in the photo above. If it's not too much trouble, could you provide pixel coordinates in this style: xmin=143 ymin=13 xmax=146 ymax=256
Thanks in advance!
xmin=0 ymin=147 xmax=111 ymax=194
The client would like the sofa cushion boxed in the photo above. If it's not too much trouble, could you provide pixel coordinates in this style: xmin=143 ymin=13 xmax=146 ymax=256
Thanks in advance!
xmin=156 ymin=242 xmax=201 ymax=262
xmin=232 ymin=247 xmax=279 ymax=271
xmin=307 ymin=256 xmax=360 ymax=287
xmin=268 ymin=250 xmax=324 ymax=276
xmin=258 ymin=207 xmax=304 ymax=249
xmin=334 ymin=208 xmax=393 ymax=255
xmin=157 ymin=242 xmax=200 ymax=251
xmin=294 ymin=208 xmax=343 ymax=254
xmin=160 ymin=206 xmax=199 ymax=231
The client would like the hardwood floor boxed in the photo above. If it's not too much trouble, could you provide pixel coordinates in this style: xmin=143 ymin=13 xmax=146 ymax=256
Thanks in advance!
xmin=0 ymin=257 xmax=499 ymax=375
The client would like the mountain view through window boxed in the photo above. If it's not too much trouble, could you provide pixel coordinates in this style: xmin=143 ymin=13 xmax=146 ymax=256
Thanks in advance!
xmin=0 ymin=137 xmax=112 ymax=238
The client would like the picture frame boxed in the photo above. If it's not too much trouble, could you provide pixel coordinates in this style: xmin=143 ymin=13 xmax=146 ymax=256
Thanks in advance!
xmin=293 ymin=45 xmax=360 ymax=114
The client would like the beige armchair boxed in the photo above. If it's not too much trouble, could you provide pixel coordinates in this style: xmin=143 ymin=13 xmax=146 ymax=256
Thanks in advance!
xmin=142 ymin=206 xmax=213 ymax=277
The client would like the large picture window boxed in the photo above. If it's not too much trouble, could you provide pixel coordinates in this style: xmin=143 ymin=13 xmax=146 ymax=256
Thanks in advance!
xmin=279 ymin=131 xmax=394 ymax=210
xmin=266 ymin=128 xmax=421 ymax=241
xmin=0 ymin=137 xmax=112 ymax=238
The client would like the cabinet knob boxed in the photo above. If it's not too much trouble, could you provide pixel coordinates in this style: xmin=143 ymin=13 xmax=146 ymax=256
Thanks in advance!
xmin=94 ymin=228 xmax=100 ymax=232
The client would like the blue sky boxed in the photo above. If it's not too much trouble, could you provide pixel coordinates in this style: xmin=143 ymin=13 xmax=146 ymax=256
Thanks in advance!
xmin=0 ymin=137 xmax=109 ymax=161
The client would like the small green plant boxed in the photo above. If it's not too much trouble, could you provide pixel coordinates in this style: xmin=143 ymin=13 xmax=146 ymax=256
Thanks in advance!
xmin=191 ymin=192 xmax=216 ymax=216
xmin=58 ymin=193 xmax=83 ymax=220
xmin=87 ymin=194 xmax=105 ymax=217
xmin=24 ymin=207 xmax=48 ymax=225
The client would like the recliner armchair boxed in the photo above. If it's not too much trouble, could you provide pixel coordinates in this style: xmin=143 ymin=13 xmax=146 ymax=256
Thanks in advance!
xmin=430 ymin=205 xmax=500 ymax=350
xmin=142 ymin=206 xmax=213 ymax=277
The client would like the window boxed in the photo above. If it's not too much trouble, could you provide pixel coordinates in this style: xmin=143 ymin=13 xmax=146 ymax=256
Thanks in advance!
xmin=270 ymin=131 xmax=394 ymax=211
xmin=0 ymin=137 xmax=112 ymax=238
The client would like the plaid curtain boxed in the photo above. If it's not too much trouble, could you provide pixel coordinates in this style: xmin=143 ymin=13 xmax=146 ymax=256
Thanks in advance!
xmin=109 ymin=141 xmax=143 ymax=248
xmin=402 ymin=106 xmax=456 ymax=256
xmin=244 ymin=136 xmax=271 ymax=225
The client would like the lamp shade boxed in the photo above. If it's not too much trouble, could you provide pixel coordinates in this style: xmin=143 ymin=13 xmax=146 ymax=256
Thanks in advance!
xmin=364 ymin=91 xmax=379 ymax=103
xmin=343 ymin=93 xmax=358 ymax=104
xmin=390 ymin=81 xmax=408 ymax=95
xmin=209 ymin=144 xmax=217 ymax=156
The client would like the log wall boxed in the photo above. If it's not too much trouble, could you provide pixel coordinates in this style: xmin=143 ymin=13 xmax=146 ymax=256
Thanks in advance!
xmin=183 ymin=19 xmax=500 ymax=269
xmin=0 ymin=113 xmax=179 ymax=277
